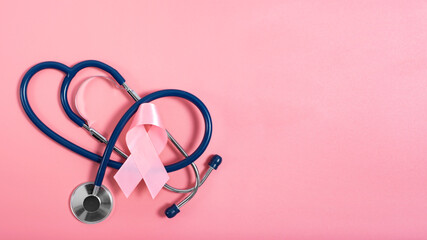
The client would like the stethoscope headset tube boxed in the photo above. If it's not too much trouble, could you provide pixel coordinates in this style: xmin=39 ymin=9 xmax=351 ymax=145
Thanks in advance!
xmin=20 ymin=61 xmax=122 ymax=169
xmin=20 ymin=60 xmax=222 ymax=222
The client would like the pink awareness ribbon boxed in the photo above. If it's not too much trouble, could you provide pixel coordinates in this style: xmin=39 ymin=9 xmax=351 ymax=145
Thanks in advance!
xmin=74 ymin=76 xmax=169 ymax=198
xmin=113 ymin=103 xmax=169 ymax=198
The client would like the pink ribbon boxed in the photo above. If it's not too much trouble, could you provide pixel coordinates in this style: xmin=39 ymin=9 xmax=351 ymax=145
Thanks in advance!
xmin=113 ymin=103 xmax=169 ymax=198
xmin=74 ymin=76 xmax=169 ymax=198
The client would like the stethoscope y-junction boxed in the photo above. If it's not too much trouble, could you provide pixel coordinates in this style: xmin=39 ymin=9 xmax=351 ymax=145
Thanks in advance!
xmin=20 ymin=60 xmax=222 ymax=223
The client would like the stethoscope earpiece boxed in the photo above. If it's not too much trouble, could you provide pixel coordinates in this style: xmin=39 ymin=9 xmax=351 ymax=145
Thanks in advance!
xmin=164 ymin=154 xmax=222 ymax=219
xmin=70 ymin=182 xmax=113 ymax=224
xmin=208 ymin=154 xmax=222 ymax=170
xmin=165 ymin=204 xmax=180 ymax=218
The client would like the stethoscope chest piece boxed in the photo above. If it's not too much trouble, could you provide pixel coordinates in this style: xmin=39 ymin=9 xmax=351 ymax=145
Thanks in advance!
xmin=70 ymin=182 xmax=113 ymax=224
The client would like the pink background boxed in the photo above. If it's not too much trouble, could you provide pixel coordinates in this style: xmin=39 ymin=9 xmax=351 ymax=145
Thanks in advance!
xmin=1 ymin=0 xmax=427 ymax=239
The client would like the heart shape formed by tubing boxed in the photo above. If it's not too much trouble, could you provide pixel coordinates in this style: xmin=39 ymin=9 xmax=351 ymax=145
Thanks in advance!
xmin=20 ymin=60 xmax=221 ymax=222
xmin=19 ymin=60 xmax=212 ymax=173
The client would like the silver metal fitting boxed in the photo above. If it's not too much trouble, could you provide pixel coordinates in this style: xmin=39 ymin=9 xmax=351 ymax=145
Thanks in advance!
xmin=92 ymin=185 xmax=100 ymax=195
xmin=82 ymin=124 xmax=129 ymax=159
xmin=122 ymin=82 xmax=141 ymax=101
xmin=89 ymin=128 xmax=108 ymax=144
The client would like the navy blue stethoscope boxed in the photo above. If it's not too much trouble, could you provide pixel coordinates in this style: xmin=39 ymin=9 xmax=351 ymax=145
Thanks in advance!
xmin=20 ymin=60 xmax=222 ymax=223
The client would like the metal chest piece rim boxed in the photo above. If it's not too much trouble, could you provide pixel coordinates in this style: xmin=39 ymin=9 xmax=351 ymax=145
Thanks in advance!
xmin=70 ymin=182 xmax=113 ymax=224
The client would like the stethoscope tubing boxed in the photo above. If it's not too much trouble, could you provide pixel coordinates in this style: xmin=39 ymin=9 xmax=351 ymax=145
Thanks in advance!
xmin=20 ymin=61 xmax=212 ymax=180
xmin=94 ymin=89 xmax=212 ymax=187
xmin=60 ymin=60 xmax=127 ymax=127
xmin=20 ymin=62 xmax=121 ymax=169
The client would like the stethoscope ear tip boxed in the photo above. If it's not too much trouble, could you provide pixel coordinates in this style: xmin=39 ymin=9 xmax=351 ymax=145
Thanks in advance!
xmin=165 ymin=204 xmax=180 ymax=218
xmin=208 ymin=155 xmax=222 ymax=170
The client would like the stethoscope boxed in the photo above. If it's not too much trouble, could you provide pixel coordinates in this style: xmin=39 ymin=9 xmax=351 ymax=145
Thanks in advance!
xmin=20 ymin=60 xmax=222 ymax=223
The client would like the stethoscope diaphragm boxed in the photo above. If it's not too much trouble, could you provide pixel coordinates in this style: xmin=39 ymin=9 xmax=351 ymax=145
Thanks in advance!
xmin=70 ymin=182 xmax=113 ymax=224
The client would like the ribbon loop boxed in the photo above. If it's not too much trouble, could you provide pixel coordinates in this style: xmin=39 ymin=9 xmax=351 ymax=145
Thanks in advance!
xmin=113 ymin=103 xmax=169 ymax=198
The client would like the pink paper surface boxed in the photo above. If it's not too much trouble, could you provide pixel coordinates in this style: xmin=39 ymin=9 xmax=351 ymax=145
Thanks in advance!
xmin=2 ymin=0 xmax=427 ymax=239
